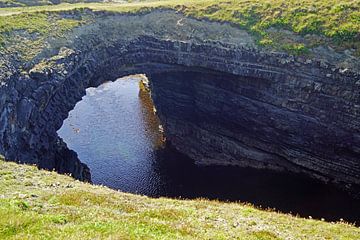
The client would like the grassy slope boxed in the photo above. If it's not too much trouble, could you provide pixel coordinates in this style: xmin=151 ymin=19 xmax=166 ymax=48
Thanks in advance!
xmin=0 ymin=158 xmax=359 ymax=240
xmin=0 ymin=0 xmax=359 ymax=56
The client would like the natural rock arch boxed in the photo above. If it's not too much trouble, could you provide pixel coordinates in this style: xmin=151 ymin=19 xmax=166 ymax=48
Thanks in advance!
xmin=0 ymin=10 xmax=359 ymax=195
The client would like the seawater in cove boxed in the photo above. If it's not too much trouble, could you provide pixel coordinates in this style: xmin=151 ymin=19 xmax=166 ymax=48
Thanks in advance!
xmin=58 ymin=75 xmax=360 ymax=224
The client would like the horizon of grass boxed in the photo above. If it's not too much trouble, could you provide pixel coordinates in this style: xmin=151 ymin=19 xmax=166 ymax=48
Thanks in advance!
xmin=0 ymin=0 xmax=105 ymax=8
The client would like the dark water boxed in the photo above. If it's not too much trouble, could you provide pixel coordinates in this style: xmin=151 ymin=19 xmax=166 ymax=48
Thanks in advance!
xmin=58 ymin=76 xmax=360 ymax=224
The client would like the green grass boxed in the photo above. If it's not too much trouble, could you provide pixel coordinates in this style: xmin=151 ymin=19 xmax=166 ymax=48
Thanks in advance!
xmin=0 ymin=0 xmax=105 ymax=8
xmin=0 ymin=11 xmax=82 ymax=35
xmin=0 ymin=8 xmax=89 ymax=61
xmin=0 ymin=0 xmax=359 ymax=56
xmin=0 ymin=157 xmax=359 ymax=239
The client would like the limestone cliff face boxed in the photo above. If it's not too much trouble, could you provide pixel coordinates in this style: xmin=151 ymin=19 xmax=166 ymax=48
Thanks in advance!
xmin=0 ymin=10 xmax=359 ymax=195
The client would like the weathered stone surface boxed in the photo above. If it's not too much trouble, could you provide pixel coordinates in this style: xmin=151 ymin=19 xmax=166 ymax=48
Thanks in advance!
xmin=0 ymin=10 xmax=359 ymax=196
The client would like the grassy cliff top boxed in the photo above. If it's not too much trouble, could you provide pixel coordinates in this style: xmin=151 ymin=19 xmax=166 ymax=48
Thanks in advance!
xmin=1 ymin=158 xmax=359 ymax=239
xmin=0 ymin=0 xmax=359 ymax=57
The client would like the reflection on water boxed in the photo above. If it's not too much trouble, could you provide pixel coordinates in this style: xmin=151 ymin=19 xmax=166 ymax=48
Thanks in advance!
xmin=58 ymin=75 xmax=360 ymax=224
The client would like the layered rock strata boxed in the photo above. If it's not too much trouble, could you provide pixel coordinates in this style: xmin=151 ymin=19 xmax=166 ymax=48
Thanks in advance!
xmin=0 ymin=10 xmax=359 ymax=195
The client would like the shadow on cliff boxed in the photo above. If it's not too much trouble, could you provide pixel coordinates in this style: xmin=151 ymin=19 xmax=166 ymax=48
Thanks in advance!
xmin=149 ymin=143 xmax=360 ymax=226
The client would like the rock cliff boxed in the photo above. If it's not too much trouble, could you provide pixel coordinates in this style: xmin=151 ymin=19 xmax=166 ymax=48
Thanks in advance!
xmin=0 ymin=10 xmax=359 ymax=196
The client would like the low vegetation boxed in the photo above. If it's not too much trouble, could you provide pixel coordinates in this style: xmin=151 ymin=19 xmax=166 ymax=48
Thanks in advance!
xmin=0 ymin=0 xmax=359 ymax=57
xmin=0 ymin=0 xmax=105 ymax=8
xmin=0 ymin=9 xmax=90 ymax=61
xmin=0 ymin=158 xmax=359 ymax=239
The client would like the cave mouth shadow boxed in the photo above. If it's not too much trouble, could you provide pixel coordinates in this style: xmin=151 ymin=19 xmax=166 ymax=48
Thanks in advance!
xmin=56 ymin=74 xmax=360 ymax=226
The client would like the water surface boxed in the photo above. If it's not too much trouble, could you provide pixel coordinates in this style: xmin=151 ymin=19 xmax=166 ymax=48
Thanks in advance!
xmin=58 ymin=76 xmax=360 ymax=224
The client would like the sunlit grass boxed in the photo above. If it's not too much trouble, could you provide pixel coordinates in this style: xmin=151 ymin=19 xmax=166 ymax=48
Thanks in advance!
xmin=0 ymin=157 xmax=359 ymax=239
xmin=0 ymin=0 xmax=359 ymax=55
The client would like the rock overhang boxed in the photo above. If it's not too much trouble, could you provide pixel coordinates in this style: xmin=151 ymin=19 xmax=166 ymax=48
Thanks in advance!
xmin=0 ymin=9 xmax=359 ymax=197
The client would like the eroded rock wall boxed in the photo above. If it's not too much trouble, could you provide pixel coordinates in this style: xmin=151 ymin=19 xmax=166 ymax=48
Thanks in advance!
xmin=149 ymin=69 xmax=360 ymax=196
xmin=0 ymin=10 xmax=359 ymax=195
